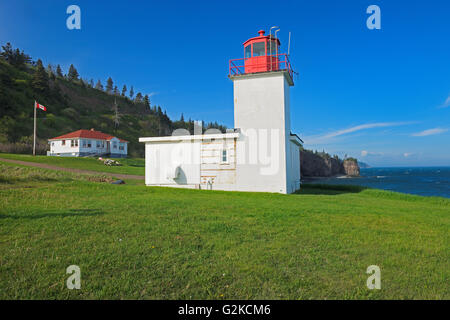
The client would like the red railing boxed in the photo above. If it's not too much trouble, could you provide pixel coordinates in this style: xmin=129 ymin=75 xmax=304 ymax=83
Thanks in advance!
xmin=229 ymin=53 xmax=294 ymax=80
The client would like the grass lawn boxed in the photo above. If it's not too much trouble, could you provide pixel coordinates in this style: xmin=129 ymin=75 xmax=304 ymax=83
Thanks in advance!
xmin=0 ymin=162 xmax=448 ymax=299
xmin=0 ymin=153 xmax=144 ymax=176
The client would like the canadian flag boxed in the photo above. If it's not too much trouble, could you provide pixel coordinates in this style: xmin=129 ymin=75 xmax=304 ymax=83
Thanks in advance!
xmin=35 ymin=101 xmax=47 ymax=111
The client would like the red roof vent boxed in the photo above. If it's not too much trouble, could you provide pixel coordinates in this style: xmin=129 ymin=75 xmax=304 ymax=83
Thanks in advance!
xmin=258 ymin=30 xmax=265 ymax=36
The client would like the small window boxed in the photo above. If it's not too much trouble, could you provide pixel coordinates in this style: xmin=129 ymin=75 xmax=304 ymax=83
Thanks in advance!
xmin=244 ymin=44 xmax=251 ymax=58
xmin=87 ymin=140 xmax=91 ymax=148
xmin=119 ymin=143 xmax=124 ymax=151
xmin=253 ymin=42 xmax=265 ymax=57
xmin=96 ymin=141 xmax=101 ymax=148
xmin=71 ymin=139 xmax=78 ymax=147
xmin=51 ymin=142 xmax=54 ymax=147
xmin=62 ymin=140 xmax=66 ymax=146
xmin=113 ymin=142 xmax=117 ymax=149
xmin=82 ymin=140 xmax=86 ymax=148
xmin=221 ymin=150 xmax=227 ymax=163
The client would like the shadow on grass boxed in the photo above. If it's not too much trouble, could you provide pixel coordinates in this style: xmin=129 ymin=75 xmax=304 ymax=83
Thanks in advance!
xmin=296 ymin=184 xmax=368 ymax=195
xmin=0 ymin=208 xmax=105 ymax=220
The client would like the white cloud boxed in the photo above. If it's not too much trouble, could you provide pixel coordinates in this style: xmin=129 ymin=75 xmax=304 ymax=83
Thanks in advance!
xmin=412 ymin=128 xmax=448 ymax=137
xmin=304 ymin=122 xmax=414 ymax=144
xmin=403 ymin=152 xmax=414 ymax=157
xmin=438 ymin=95 xmax=450 ymax=108
xmin=361 ymin=150 xmax=384 ymax=157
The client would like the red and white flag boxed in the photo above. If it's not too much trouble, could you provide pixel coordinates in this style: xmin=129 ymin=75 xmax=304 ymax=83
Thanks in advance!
xmin=35 ymin=101 xmax=47 ymax=111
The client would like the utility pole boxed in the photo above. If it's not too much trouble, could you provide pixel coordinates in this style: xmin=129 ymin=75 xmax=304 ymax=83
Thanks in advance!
xmin=33 ymin=101 xmax=36 ymax=156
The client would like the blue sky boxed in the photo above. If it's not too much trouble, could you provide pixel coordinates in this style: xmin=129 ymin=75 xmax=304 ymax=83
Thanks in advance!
xmin=1 ymin=0 xmax=449 ymax=166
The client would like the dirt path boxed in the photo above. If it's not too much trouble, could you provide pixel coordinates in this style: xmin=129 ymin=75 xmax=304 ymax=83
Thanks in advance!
xmin=0 ymin=158 xmax=145 ymax=180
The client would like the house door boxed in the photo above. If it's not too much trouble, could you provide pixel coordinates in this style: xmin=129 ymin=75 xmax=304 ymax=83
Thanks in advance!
xmin=107 ymin=141 xmax=111 ymax=153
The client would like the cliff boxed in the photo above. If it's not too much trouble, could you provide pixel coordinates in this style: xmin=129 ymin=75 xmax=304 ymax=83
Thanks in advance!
xmin=300 ymin=150 xmax=360 ymax=178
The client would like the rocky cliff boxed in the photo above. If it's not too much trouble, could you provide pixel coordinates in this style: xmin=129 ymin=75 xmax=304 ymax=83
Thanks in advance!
xmin=300 ymin=150 xmax=360 ymax=178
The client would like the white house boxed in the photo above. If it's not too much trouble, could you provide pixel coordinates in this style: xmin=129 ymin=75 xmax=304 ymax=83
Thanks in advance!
xmin=139 ymin=29 xmax=302 ymax=193
xmin=48 ymin=129 xmax=128 ymax=158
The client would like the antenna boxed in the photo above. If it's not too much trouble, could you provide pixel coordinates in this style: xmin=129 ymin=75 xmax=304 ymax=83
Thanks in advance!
xmin=288 ymin=31 xmax=291 ymax=56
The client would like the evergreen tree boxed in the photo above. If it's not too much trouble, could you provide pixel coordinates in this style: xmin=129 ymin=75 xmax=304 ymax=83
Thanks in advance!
xmin=135 ymin=92 xmax=143 ymax=103
xmin=67 ymin=64 xmax=79 ymax=81
xmin=129 ymin=86 xmax=134 ymax=99
xmin=32 ymin=59 xmax=49 ymax=93
xmin=56 ymin=64 xmax=63 ymax=77
xmin=95 ymin=79 xmax=103 ymax=90
xmin=47 ymin=64 xmax=56 ymax=80
xmin=89 ymin=79 xmax=94 ymax=87
xmin=106 ymin=77 xmax=113 ymax=93
xmin=0 ymin=43 xmax=31 ymax=69
xmin=113 ymin=85 xmax=119 ymax=95
xmin=121 ymin=85 xmax=127 ymax=96
xmin=180 ymin=113 xmax=184 ymax=122
xmin=143 ymin=95 xmax=150 ymax=108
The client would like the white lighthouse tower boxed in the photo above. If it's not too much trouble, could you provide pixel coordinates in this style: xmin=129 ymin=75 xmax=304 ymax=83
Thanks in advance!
xmin=139 ymin=28 xmax=302 ymax=193
xmin=229 ymin=29 xmax=302 ymax=193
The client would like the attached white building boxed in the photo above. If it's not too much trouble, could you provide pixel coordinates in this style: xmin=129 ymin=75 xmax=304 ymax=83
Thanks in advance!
xmin=139 ymin=29 xmax=302 ymax=193
xmin=48 ymin=129 xmax=128 ymax=158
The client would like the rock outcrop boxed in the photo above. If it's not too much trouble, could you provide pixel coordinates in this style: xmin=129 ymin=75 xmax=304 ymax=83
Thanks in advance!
xmin=300 ymin=150 xmax=360 ymax=178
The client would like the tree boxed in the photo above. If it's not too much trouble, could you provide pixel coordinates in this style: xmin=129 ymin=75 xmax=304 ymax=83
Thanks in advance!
xmin=32 ymin=59 xmax=49 ymax=93
xmin=113 ymin=86 xmax=119 ymax=95
xmin=89 ymin=79 xmax=94 ymax=87
xmin=95 ymin=79 xmax=103 ymax=90
xmin=0 ymin=43 xmax=31 ymax=69
xmin=135 ymin=92 xmax=143 ymax=103
xmin=56 ymin=64 xmax=63 ymax=77
xmin=47 ymin=64 xmax=56 ymax=80
xmin=143 ymin=95 xmax=150 ymax=108
xmin=121 ymin=85 xmax=127 ymax=96
xmin=129 ymin=86 xmax=134 ymax=99
xmin=180 ymin=113 xmax=184 ymax=122
xmin=67 ymin=64 xmax=79 ymax=81
xmin=106 ymin=77 xmax=113 ymax=93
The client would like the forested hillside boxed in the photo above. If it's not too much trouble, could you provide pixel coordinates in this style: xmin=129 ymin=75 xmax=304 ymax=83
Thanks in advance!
xmin=0 ymin=43 xmax=225 ymax=157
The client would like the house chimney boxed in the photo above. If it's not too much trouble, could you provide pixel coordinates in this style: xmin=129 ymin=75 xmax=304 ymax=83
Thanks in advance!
xmin=90 ymin=128 xmax=94 ymax=131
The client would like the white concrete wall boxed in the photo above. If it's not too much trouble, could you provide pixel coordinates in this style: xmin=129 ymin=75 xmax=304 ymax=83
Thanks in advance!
xmin=144 ymin=140 xmax=201 ymax=186
xmin=49 ymin=139 xmax=80 ymax=155
xmin=50 ymin=137 xmax=127 ymax=156
xmin=232 ymin=72 xmax=292 ymax=193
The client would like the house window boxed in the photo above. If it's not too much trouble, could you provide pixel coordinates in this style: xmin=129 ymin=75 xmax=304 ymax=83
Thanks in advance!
xmin=87 ymin=140 xmax=91 ymax=148
xmin=51 ymin=142 xmax=54 ymax=147
xmin=96 ymin=141 xmax=101 ymax=148
xmin=113 ymin=142 xmax=117 ymax=149
xmin=119 ymin=143 xmax=124 ymax=151
xmin=221 ymin=149 xmax=228 ymax=163
xmin=82 ymin=140 xmax=86 ymax=148
xmin=62 ymin=140 xmax=66 ymax=146
xmin=71 ymin=139 xmax=78 ymax=147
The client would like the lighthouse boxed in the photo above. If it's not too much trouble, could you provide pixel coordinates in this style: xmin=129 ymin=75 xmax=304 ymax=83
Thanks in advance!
xmin=139 ymin=28 xmax=302 ymax=193
xmin=229 ymin=30 xmax=302 ymax=193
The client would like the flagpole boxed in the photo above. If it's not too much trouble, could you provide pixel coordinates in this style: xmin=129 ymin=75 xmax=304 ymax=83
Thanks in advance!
xmin=33 ymin=101 xmax=36 ymax=156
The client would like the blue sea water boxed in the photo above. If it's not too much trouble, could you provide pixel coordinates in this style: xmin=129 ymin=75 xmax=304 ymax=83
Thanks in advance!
xmin=313 ymin=167 xmax=450 ymax=198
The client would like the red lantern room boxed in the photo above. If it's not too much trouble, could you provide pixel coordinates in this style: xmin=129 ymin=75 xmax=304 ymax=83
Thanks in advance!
xmin=229 ymin=29 xmax=293 ymax=82
xmin=243 ymin=30 xmax=280 ymax=73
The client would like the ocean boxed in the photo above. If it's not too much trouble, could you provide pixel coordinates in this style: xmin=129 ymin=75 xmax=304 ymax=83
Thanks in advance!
xmin=308 ymin=167 xmax=450 ymax=198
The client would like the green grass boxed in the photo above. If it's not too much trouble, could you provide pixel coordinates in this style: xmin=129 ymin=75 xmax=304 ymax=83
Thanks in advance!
xmin=0 ymin=163 xmax=448 ymax=299
xmin=0 ymin=153 xmax=144 ymax=175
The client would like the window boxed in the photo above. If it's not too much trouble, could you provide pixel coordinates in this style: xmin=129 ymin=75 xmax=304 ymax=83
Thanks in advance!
xmin=119 ymin=144 xmax=124 ymax=151
xmin=62 ymin=140 xmax=66 ymax=146
xmin=244 ymin=44 xmax=251 ymax=58
xmin=87 ymin=140 xmax=91 ymax=148
xmin=96 ymin=141 xmax=101 ymax=148
xmin=51 ymin=142 xmax=54 ymax=147
xmin=82 ymin=140 xmax=86 ymax=148
xmin=252 ymin=42 xmax=265 ymax=57
xmin=113 ymin=142 xmax=117 ymax=149
xmin=221 ymin=149 xmax=228 ymax=163
xmin=71 ymin=139 xmax=78 ymax=147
